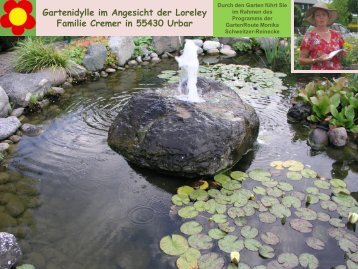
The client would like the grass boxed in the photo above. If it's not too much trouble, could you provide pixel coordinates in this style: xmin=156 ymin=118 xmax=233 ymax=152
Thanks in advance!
xmin=14 ymin=37 xmax=69 ymax=73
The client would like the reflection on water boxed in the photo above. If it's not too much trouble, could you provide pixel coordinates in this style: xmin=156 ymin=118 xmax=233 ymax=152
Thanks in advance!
xmin=0 ymin=58 xmax=356 ymax=268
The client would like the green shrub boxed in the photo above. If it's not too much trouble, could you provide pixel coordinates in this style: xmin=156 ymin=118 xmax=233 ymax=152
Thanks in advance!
xmin=232 ymin=41 xmax=253 ymax=53
xmin=297 ymin=77 xmax=358 ymax=132
xmin=14 ymin=37 xmax=69 ymax=73
xmin=63 ymin=45 xmax=86 ymax=65
xmin=132 ymin=36 xmax=155 ymax=58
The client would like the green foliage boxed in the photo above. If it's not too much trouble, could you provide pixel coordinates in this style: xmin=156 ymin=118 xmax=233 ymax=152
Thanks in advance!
xmin=347 ymin=0 xmax=358 ymax=14
xmin=14 ymin=38 xmax=69 ymax=73
xmin=132 ymin=36 xmax=154 ymax=58
xmin=29 ymin=95 xmax=38 ymax=107
xmin=297 ymin=77 xmax=358 ymax=132
xmin=257 ymin=37 xmax=290 ymax=71
xmin=105 ymin=50 xmax=118 ymax=67
xmin=0 ymin=152 xmax=5 ymax=162
xmin=342 ymin=38 xmax=358 ymax=69
xmin=232 ymin=41 xmax=252 ymax=53
xmin=63 ymin=45 xmax=86 ymax=65
xmin=294 ymin=5 xmax=304 ymax=27
xmin=329 ymin=0 xmax=351 ymax=25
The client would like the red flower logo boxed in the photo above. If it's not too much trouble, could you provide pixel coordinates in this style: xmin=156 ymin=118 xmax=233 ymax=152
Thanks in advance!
xmin=0 ymin=0 xmax=35 ymax=35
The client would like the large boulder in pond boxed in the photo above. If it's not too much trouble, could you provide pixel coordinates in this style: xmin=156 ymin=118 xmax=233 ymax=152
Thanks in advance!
xmin=108 ymin=77 xmax=259 ymax=178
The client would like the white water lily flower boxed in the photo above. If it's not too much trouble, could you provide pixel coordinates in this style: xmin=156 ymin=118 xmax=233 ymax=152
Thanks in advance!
xmin=348 ymin=212 xmax=358 ymax=224
xmin=230 ymin=251 xmax=240 ymax=265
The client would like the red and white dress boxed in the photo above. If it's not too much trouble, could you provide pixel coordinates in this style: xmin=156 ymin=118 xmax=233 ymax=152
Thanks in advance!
xmin=300 ymin=30 xmax=344 ymax=70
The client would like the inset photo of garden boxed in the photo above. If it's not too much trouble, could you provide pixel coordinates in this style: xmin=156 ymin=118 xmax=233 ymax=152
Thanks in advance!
xmin=293 ymin=0 xmax=357 ymax=72
xmin=0 ymin=34 xmax=357 ymax=269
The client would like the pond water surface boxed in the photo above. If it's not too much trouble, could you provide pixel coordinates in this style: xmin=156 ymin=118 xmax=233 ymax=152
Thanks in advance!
xmin=1 ymin=57 xmax=357 ymax=269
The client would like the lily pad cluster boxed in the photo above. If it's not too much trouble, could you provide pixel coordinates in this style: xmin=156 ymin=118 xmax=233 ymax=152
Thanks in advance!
xmin=157 ymin=64 xmax=287 ymax=97
xmin=160 ymin=160 xmax=358 ymax=269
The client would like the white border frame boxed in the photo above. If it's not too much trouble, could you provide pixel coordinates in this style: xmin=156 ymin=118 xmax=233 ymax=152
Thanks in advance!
xmin=290 ymin=0 xmax=357 ymax=74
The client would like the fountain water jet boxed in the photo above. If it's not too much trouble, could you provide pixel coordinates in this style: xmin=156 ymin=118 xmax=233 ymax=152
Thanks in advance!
xmin=175 ymin=40 xmax=204 ymax=103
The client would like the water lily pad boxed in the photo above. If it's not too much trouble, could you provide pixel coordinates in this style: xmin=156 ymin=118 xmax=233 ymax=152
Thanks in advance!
xmin=205 ymin=199 xmax=217 ymax=214
xmin=188 ymin=234 xmax=213 ymax=250
xmin=270 ymin=204 xmax=291 ymax=218
xmin=261 ymin=232 xmax=280 ymax=245
xmin=282 ymin=196 xmax=301 ymax=209
xmin=214 ymin=174 xmax=231 ymax=184
xmin=304 ymin=188 xmax=316 ymax=198
xmin=333 ymin=194 xmax=357 ymax=208
xmin=306 ymin=237 xmax=325 ymax=250
xmin=216 ymin=203 xmax=227 ymax=214
xmin=339 ymin=238 xmax=357 ymax=253
xmin=277 ymin=182 xmax=294 ymax=192
xmin=16 ymin=265 xmax=35 ymax=269
xmin=295 ymin=208 xmax=317 ymax=220
xmin=277 ymin=253 xmax=299 ymax=268
xmin=267 ymin=260 xmax=285 ymax=269
xmin=291 ymin=191 xmax=306 ymax=201
xmin=208 ymin=228 xmax=227 ymax=240
xmin=290 ymin=218 xmax=313 ymax=233
xmin=299 ymin=253 xmax=319 ymax=269
xmin=218 ymin=235 xmax=244 ymax=253
xmin=230 ymin=171 xmax=248 ymax=181
xmin=305 ymin=194 xmax=319 ymax=205
xmin=176 ymin=248 xmax=201 ymax=269
xmin=241 ymin=225 xmax=258 ymax=239
xmin=287 ymin=171 xmax=302 ymax=181
xmin=318 ymin=192 xmax=330 ymax=201
xmin=283 ymin=160 xmax=304 ymax=171
xmin=194 ymin=201 xmax=207 ymax=212
xmin=348 ymin=252 xmax=358 ymax=263
xmin=238 ymin=263 xmax=251 ymax=269
xmin=216 ymin=194 xmax=232 ymax=205
xmin=243 ymin=206 xmax=256 ymax=217
xmin=234 ymin=217 xmax=248 ymax=227
xmin=317 ymin=212 xmax=331 ymax=221
xmin=249 ymin=169 xmax=271 ymax=182
xmin=178 ymin=186 xmax=194 ymax=195
xmin=222 ymin=180 xmax=242 ymax=191
xmin=219 ymin=222 xmax=236 ymax=233
xmin=347 ymin=260 xmax=358 ymax=269
xmin=320 ymin=200 xmax=338 ymax=211
xmin=180 ymin=221 xmax=203 ymax=235
xmin=267 ymin=187 xmax=283 ymax=198
xmin=172 ymin=194 xmax=190 ymax=206
xmin=178 ymin=206 xmax=199 ymax=219
xmin=331 ymin=178 xmax=347 ymax=188
xmin=259 ymin=212 xmax=277 ymax=224
xmin=328 ymin=227 xmax=345 ymax=240
xmin=314 ymin=180 xmax=331 ymax=189
xmin=301 ymin=169 xmax=318 ymax=178
xmin=329 ymin=218 xmax=345 ymax=228
xmin=211 ymin=214 xmax=227 ymax=224
xmin=262 ymin=180 xmax=278 ymax=188
xmin=253 ymin=186 xmax=266 ymax=195
xmin=208 ymin=189 xmax=221 ymax=198
xmin=228 ymin=207 xmax=246 ymax=219
xmin=270 ymin=161 xmax=285 ymax=170
xmin=160 ymin=234 xmax=189 ymax=256
xmin=261 ymin=196 xmax=280 ymax=207
xmin=244 ymin=239 xmax=262 ymax=251
xmin=259 ymin=245 xmax=275 ymax=259
xmin=253 ymin=266 xmax=267 ymax=269
xmin=189 ymin=189 xmax=209 ymax=201
xmin=198 ymin=253 xmax=225 ymax=269
xmin=337 ymin=206 xmax=351 ymax=218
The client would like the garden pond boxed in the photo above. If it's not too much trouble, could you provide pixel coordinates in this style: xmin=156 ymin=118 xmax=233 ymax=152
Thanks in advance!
xmin=0 ymin=55 xmax=357 ymax=269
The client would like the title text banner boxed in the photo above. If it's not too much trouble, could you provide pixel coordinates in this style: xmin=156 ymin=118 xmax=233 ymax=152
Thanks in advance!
xmin=36 ymin=0 xmax=213 ymax=36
